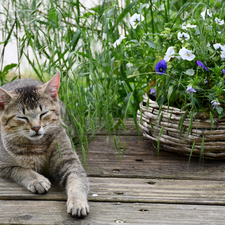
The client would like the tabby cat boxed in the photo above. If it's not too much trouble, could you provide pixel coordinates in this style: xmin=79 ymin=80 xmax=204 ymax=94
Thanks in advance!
xmin=0 ymin=72 xmax=89 ymax=218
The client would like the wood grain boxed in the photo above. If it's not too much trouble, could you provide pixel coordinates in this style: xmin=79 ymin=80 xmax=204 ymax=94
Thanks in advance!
xmin=79 ymin=135 xmax=225 ymax=181
xmin=1 ymin=201 xmax=225 ymax=225
xmin=0 ymin=177 xmax=225 ymax=206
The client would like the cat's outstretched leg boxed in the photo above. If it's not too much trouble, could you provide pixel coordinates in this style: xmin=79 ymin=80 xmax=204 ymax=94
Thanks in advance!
xmin=66 ymin=173 xmax=89 ymax=218
xmin=0 ymin=166 xmax=51 ymax=194
xmin=50 ymin=131 xmax=89 ymax=218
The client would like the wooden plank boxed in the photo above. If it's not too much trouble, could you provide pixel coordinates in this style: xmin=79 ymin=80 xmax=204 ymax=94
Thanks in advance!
xmin=1 ymin=200 xmax=225 ymax=225
xmin=0 ymin=178 xmax=64 ymax=200
xmin=97 ymin=118 xmax=140 ymax=136
xmin=0 ymin=177 xmax=225 ymax=206
xmin=89 ymin=177 xmax=225 ymax=205
xmin=80 ymin=135 xmax=225 ymax=181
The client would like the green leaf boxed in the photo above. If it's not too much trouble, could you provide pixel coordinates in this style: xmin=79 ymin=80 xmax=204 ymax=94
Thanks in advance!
xmin=187 ymin=110 xmax=193 ymax=136
xmin=218 ymin=111 xmax=225 ymax=119
xmin=2 ymin=63 xmax=17 ymax=73
xmin=70 ymin=29 xmax=81 ymax=50
xmin=157 ymin=126 xmax=164 ymax=156
xmin=216 ymin=106 xmax=223 ymax=115
xmin=121 ymin=142 xmax=126 ymax=158
xmin=145 ymin=40 xmax=156 ymax=49
xmin=156 ymin=95 xmax=164 ymax=108
xmin=121 ymin=92 xmax=133 ymax=119
xmin=167 ymin=85 xmax=173 ymax=100
xmin=210 ymin=111 xmax=214 ymax=128
xmin=188 ymin=141 xmax=196 ymax=163
xmin=184 ymin=69 xmax=195 ymax=76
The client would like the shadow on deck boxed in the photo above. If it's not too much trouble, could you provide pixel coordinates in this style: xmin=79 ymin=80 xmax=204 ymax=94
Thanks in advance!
xmin=1 ymin=119 xmax=225 ymax=224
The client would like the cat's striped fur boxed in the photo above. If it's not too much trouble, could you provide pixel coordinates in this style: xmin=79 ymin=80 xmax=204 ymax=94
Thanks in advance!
xmin=0 ymin=72 xmax=89 ymax=218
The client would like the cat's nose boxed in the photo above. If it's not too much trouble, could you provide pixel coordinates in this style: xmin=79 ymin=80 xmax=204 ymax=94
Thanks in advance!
xmin=31 ymin=126 xmax=41 ymax=133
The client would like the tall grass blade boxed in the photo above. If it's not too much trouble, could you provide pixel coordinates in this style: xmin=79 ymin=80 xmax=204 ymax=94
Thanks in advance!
xmin=113 ymin=0 xmax=137 ymax=30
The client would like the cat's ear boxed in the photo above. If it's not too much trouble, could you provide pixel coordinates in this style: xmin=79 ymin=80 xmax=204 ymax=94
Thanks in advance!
xmin=42 ymin=71 xmax=60 ymax=100
xmin=0 ymin=88 xmax=13 ymax=110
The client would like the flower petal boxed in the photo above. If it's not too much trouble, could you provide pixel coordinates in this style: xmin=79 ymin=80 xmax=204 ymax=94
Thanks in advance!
xmin=179 ymin=47 xmax=195 ymax=61
xmin=155 ymin=59 xmax=167 ymax=75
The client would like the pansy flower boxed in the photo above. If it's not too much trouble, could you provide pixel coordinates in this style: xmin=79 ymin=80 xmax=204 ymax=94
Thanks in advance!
xmin=185 ymin=86 xmax=196 ymax=94
xmin=113 ymin=35 xmax=126 ymax=48
xmin=222 ymin=69 xmax=225 ymax=74
xmin=155 ymin=59 xmax=167 ymax=75
xmin=201 ymin=9 xmax=212 ymax=20
xmin=177 ymin=32 xmax=190 ymax=43
xmin=164 ymin=46 xmax=175 ymax=62
xmin=182 ymin=22 xmax=197 ymax=30
xmin=211 ymin=100 xmax=220 ymax=110
xmin=215 ymin=17 xmax=224 ymax=26
xmin=196 ymin=60 xmax=209 ymax=71
xmin=150 ymin=88 xmax=157 ymax=97
xmin=220 ymin=51 xmax=225 ymax=59
xmin=213 ymin=43 xmax=225 ymax=51
xmin=179 ymin=47 xmax=195 ymax=61
xmin=129 ymin=13 xmax=144 ymax=29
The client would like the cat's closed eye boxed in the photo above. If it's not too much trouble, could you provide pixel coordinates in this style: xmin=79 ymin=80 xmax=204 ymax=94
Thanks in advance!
xmin=17 ymin=116 xmax=29 ymax=122
xmin=40 ymin=111 xmax=49 ymax=119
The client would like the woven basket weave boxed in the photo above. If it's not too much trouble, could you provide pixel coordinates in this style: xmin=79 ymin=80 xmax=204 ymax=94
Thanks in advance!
xmin=137 ymin=93 xmax=225 ymax=159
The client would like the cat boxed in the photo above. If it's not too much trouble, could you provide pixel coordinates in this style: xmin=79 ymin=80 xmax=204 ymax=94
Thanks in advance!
xmin=0 ymin=72 xmax=89 ymax=218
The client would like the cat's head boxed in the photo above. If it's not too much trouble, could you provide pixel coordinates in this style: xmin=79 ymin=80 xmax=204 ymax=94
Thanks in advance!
xmin=0 ymin=72 xmax=61 ymax=141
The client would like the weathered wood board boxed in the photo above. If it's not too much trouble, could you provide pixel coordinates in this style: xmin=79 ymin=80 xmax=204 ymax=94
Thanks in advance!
xmin=81 ymin=135 xmax=225 ymax=181
xmin=0 ymin=177 xmax=225 ymax=205
xmin=1 ymin=201 xmax=225 ymax=225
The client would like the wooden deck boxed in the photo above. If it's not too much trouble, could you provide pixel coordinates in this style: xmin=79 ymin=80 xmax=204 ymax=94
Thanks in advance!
xmin=1 ymin=119 xmax=225 ymax=224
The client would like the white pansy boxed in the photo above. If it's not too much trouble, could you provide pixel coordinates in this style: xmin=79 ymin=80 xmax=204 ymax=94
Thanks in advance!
xmin=182 ymin=22 xmax=197 ymax=30
xmin=181 ymin=22 xmax=186 ymax=30
xmin=129 ymin=13 xmax=144 ymax=29
xmin=213 ymin=43 xmax=225 ymax=51
xmin=221 ymin=51 xmax=225 ymax=59
xmin=201 ymin=9 xmax=212 ymax=20
xmin=186 ymin=24 xmax=197 ymax=29
xmin=215 ymin=17 xmax=224 ymax=25
xmin=164 ymin=46 xmax=176 ymax=62
xmin=113 ymin=35 xmax=126 ymax=48
xmin=177 ymin=31 xmax=190 ymax=43
xmin=179 ymin=47 xmax=195 ymax=61
xmin=213 ymin=43 xmax=222 ymax=50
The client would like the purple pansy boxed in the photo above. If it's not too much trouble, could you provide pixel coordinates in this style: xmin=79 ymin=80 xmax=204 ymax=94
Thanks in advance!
xmin=185 ymin=86 xmax=196 ymax=94
xmin=222 ymin=69 xmax=225 ymax=74
xmin=196 ymin=60 xmax=209 ymax=71
xmin=150 ymin=88 xmax=157 ymax=97
xmin=211 ymin=100 xmax=221 ymax=110
xmin=155 ymin=59 xmax=167 ymax=75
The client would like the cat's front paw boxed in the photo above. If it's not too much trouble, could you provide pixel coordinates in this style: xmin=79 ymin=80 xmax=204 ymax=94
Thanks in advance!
xmin=27 ymin=176 xmax=51 ymax=194
xmin=67 ymin=197 xmax=89 ymax=218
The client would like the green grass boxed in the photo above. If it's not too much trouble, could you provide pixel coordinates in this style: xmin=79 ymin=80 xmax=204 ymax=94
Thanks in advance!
xmin=0 ymin=0 xmax=224 ymax=160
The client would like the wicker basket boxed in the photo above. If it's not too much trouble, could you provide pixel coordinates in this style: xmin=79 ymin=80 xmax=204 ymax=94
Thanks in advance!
xmin=137 ymin=93 xmax=225 ymax=159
